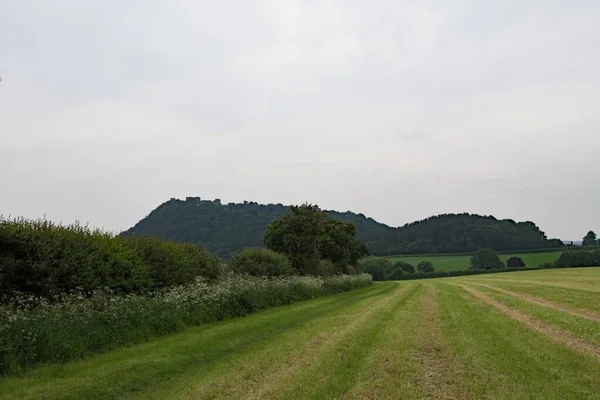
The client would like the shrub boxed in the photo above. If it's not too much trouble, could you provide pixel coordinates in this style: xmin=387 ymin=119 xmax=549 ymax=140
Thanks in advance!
xmin=417 ymin=261 xmax=435 ymax=273
xmin=358 ymin=257 xmax=394 ymax=281
xmin=0 ymin=218 xmax=150 ymax=299
xmin=227 ymin=248 xmax=293 ymax=277
xmin=315 ymin=259 xmax=338 ymax=277
xmin=555 ymin=250 xmax=600 ymax=268
xmin=394 ymin=261 xmax=415 ymax=274
xmin=470 ymin=248 xmax=505 ymax=270
xmin=506 ymin=257 xmax=525 ymax=268
xmin=388 ymin=267 xmax=405 ymax=280
xmin=126 ymin=236 xmax=221 ymax=288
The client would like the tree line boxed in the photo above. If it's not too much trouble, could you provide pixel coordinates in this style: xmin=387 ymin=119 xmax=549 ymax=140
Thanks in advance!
xmin=122 ymin=197 xmax=564 ymax=258
xmin=362 ymin=247 xmax=600 ymax=281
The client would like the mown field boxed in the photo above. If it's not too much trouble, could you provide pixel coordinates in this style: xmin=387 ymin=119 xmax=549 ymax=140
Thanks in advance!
xmin=2 ymin=268 xmax=600 ymax=399
xmin=386 ymin=251 xmax=563 ymax=272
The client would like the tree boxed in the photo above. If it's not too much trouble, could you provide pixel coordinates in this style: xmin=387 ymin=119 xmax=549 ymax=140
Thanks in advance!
xmin=264 ymin=204 xmax=368 ymax=276
xmin=358 ymin=257 xmax=394 ymax=281
xmin=264 ymin=204 xmax=326 ymax=275
xmin=470 ymin=248 xmax=505 ymax=270
xmin=394 ymin=261 xmax=415 ymax=274
xmin=227 ymin=248 xmax=293 ymax=276
xmin=583 ymin=231 xmax=598 ymax=246
xmin=388 ymin=267 xmax=405 ymax=280
xmin=317 ymin=218 xmax=369 ymax=272
xmin=417 ymin=261 xmax=435 ymax=273
xmin=506 ymin=256 xmax=525 ymax=268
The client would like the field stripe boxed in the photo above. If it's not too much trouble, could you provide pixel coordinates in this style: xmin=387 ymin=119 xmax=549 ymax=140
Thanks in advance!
xmin=343 ymin=284 xmax=426 ymax=399
xmin=194 ymin=282 xmax=416 ymax=399
xmin=471 ymin=283 xmax=600 ymax=323
xmin=465 ymin=278 xmax=600 ymax=293
xmin=271 ymin=283 xmax=422 ymax=399
xmin=411 ymin=284 xmax=467 ymax=399
xmin=459 ymin=284 xmax=600 ymax=361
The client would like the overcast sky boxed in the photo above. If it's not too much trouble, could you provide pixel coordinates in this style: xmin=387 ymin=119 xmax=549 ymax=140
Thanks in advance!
xmin=1 ymin=1 xmax=599 ymax=240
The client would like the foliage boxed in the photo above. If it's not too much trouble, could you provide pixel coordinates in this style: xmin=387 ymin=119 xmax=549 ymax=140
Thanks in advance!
xmin=582 ymin=230 xmax=598 ymax=246
xmin=0 ymin=273 xmax=372 ymax=375
xmin=416 ymin=261 xmax=435 ymax=273
xmin=358 ymin=257 xmax=394 ymax=281
xmin=555 ymin=250 xmax=600 ymax=268
xmin=394 ymin=261 xmax=415 ymax=274
xmin=506 ymin=256 xmax=525 ymax=268
xmin=264 ymin=204 xmax=368 ymax=275
xmin=227 ymin=248 xmax=293 ymax=277
xmin=470 ymin=248 xmax=505 ymax=270
xmin=0 ymin=217 xmax=151 ymax=299
xmin=121 ymin=198 xmax=563 ymax=258
xmin=317 ymin=218 xmax=369 ymax=271
xmin=387 ymin=267 xmax=405 ymax=280
xmin=263 ymin=204 xmax=327 ymax=275
xmin=125 ymin=236 xmax=221 ymax=288
xmin=0 ymin=217 xmax=223 ymax=300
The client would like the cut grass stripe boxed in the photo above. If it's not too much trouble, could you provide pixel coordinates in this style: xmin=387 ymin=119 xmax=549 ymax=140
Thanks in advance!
xmin=271 ymin=283 xmax=423 ymax=399
xmin=436 ymin=282 xmax=600 ymax=399
xmin=153 ymin=282 xmax=415 ymax=399
xmin=471 ymin=283 xmax=600 ymax=322
xmin=469 ymin=280 xmax=600 ymax=314
xmin=409 ymin=284 xmax=467 ymax=399
xmin=459 ymin=284 xmax=600 ymax=361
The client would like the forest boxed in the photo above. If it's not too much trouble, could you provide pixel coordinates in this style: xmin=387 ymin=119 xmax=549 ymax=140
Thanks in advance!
xmin=123 ymin=197 xmax=564 ymax=258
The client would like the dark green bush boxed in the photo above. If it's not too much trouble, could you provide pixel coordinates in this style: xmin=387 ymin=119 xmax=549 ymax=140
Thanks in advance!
xmin=0 ymin=218 xmax=222 ymax=300
xmin=394 ymin=261 xmax=415 ymax=274
xmin=0 ymin=218 xmax=150 ymax=298
xmin=417 ymin=261 xmax=435 ymax=273
xmin=555 ymin=250 xmax=600 ymax=268
xmin=125 ymin=236 xmax=221 ymax=287
xmin=358 ymin=257 xmax=394 ymax=281
xmin=388 ymin=267 xmax=405 ymax=280
xmin=506 ymin=256 xmax=526 ymax=268
xmin=227 ymin=247 xmax=293 ymax=277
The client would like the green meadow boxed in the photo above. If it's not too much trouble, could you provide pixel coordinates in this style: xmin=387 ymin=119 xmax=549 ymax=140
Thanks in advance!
xmin=2 ymin=267 xmax=600 ymax=399
xmin=386 ymin=251 xmax=564 ymax=272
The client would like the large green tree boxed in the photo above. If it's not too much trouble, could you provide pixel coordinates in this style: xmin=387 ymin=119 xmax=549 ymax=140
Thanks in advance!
xmin=470 ymin=248 xmax=505 ymax=270
xmin=583 ymin=230 xmax=598 ymax=246
xmin=264 ymin=204 xmax=368 ymax=275
xmin=318 ymin=218 xmax=369 ymax=273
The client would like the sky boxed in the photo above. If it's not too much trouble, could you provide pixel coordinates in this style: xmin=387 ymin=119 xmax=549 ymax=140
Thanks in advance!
xmin=1 ymin=0 xmax=599 ymax=240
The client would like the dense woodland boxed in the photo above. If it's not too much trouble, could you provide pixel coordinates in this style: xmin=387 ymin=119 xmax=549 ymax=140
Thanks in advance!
xmin=123 ymin=197 xmax=564 ymax=257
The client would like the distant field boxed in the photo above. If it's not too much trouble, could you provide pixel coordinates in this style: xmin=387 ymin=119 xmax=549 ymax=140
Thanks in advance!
xmin=386 ymin=251 xmax=564 ymax=272
xmin=2 ymin=268 xmax=600 ymax=399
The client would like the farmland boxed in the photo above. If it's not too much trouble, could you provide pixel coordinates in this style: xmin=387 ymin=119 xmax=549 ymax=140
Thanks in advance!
xmin=1 ymin=268 xmax=600 ymax=399
xmin=386 ymin=250 xmax=564 ymax=272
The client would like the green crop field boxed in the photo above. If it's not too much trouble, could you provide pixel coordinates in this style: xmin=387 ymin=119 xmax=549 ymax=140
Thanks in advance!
xmin=2 ymin=268 xmax=600 ymax=399
xmin=386 ymin=251 xmax=563 ymax=272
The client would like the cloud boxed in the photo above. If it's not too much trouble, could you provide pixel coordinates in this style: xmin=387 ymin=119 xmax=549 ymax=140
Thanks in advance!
xmin=1 ymin=0 xmax=599 ymax=240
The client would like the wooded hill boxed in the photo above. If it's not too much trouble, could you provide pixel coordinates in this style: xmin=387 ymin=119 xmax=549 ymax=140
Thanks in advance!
xmin=122 ymin=197 xmax=563 ymax=258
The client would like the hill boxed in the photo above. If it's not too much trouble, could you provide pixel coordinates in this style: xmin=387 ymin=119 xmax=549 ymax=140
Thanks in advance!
xmin=122 ymin=197 xmax=563 ymax=258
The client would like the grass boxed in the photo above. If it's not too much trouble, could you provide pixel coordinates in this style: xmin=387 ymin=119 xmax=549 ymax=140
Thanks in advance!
xmin=386 ymin=251 xmax=564 ymax=272
xmin=1 ymin=268 xmax=600 ymax=399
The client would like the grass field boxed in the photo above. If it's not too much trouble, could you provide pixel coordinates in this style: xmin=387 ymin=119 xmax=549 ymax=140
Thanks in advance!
xmin=2 ymin=268 xmax=600 ymax=399
xmin=386 ymin=251 xmax=563 ymax=272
